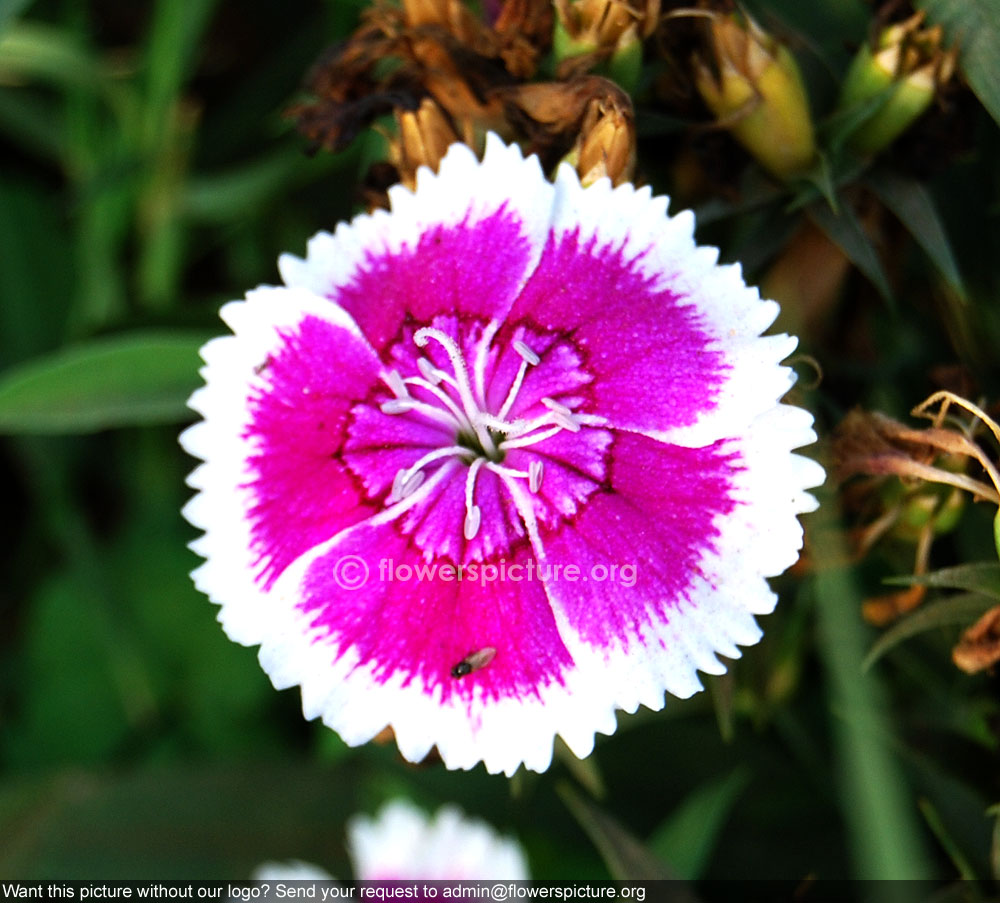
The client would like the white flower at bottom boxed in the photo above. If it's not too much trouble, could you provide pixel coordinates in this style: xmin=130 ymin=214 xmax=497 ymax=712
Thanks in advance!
xmin=252 ymin=861 xmax=333 ymax=881
xmin=254 ymin=799 xmax=528 ymax=881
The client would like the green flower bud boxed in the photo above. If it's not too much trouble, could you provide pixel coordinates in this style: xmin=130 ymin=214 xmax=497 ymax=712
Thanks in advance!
xmin=838 ymin=12 xmax=956 ymax=155
xmin=552 ymin=0 xmax=658 ymax=94
xmin=694 ymin=13 xmax=817 ymax=180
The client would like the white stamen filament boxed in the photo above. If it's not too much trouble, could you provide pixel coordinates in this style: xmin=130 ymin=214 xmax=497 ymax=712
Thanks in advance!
xmin=402 ymin=375 xmax=472 ymax=430
xmin=501 ymin=425 xmax=564 ymax=450
xmin=480 ymin=406 xmax=580 ymax=440
xmin=380 ymin=398 xmax=415 ymax=415
xmin=473 ymin=320 xmax=502 ymax=403
xmin=382 ymin=397 xmax=467 ymax=432
xmin=497 ymin=470 xmax=543 ymax=551
xmin=398 ymin=469 xmax=425 ymax=499
xmin=393 ymin=445 xmax=474 ymax=501
xmin=550 ymin=411 xmax=581 ymax=433
xmin=464 ymin=457 xmax=486 ymax=540
xmin=415 ymin=328 xmax=481 ymax=424
xmin=497 ymin=340 xmax=539 ymax=422
xmin=541 ymin=396 xmax=574 ymax=417
xmin=464 ymin=505 xmax=482 ymax=541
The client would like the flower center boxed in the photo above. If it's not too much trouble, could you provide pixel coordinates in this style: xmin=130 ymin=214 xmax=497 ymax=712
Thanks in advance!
xmin=379 ymin=325 xmax=582 ymax=541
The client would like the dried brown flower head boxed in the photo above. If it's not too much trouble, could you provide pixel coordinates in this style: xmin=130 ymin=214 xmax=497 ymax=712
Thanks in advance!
xmin=287 ymin=1 xmax=551 ymax=161
xmin=287 ymin=1 xmax=644 ymax=205
xmin=498 ymin=76 xmax=635 ymax=183
xmin=953 ymin=606 xmax=1000 ymax=674
xmin=834 ymin=393 xmax=1000 ymax=657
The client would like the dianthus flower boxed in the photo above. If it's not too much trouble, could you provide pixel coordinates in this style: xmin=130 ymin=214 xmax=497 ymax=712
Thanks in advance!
xmin=255 ymin=799 xmax=528 ymax=880
xmin=181 ymin=135 xmax=823 ymax=775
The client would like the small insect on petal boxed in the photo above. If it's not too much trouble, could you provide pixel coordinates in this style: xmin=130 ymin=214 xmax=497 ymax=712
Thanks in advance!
xmin=451 ymin=646 xmax=497 ymax=678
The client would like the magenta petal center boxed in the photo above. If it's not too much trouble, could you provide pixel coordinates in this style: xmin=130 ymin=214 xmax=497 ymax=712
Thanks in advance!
xmin=342 ymin=314 xmax=609 ymax=563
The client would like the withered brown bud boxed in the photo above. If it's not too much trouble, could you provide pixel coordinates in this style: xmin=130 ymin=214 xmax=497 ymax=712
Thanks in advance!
xmin=403 ymin=0 xmax=475 ymax=32
xmin=493 ymin=0 xmax=554 ymax=78
xmin=288 ymin=0 xmax=550 ymax=160
xmin=391 ymin=98 xmax=462 ymax=189
xmin=554 ymin=0 xmax=660 ymax=47
xmin=553 ymin=0 xmax=657 ymax=90
xmin=498 ymin=75 xmax=633 ymax=173
xmin=953 ymin=606 xmax=1000 ymax=674
xmin=832 ymin=408 xmax=994 ymax=505
xmin=566 ymin=96 xmax=636 ymax=185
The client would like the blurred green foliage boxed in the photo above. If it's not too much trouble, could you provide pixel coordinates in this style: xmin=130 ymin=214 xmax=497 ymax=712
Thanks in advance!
xmin=0 ymin=0 xmax=998 ymax=891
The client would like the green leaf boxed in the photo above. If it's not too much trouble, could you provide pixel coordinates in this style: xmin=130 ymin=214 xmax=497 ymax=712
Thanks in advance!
xmin=0 ymin=22 xmax=108 ymax=97
xmin=863 ymin=592 xmax=997 ymax=671
xmin=647 ymin=768 xmax=750 ymax=880
xmin=557 ymin=783 xmax=682 ymax=882
xmin=141 ymin=0 xmax=220 ymax=148
xmin=813 ymin=563 xmax=934 ymax=878
xmin=183 ymin=149 xmax=321 ymax=224
xmin=0 ymin=331 xmax=213 ymax=433
xmin=0 ymin=762 xmax=364 ymax=878
xmin=0 ymin=0 xmax=33 ymax=37
xmin=0 ymin=90 xmax=65 ymax=162
xmin=0 ymin=175 xmax=73 ymax=364
xmin=916 ymin=0 xmax=1000 ymax=128
xmin=635 ymin=110 xmax=693 ymax=138
xmin=918 ymin=798 xmax=978 ymax=880
xmin=554 ymin=739 xmax=606 ymax=800
xmin=865 ymin=170 xmax=967 ymax=302
xmin=4 ymin=573 xmax=134 ymax=767
xmin=808 ymin=199 xmax=894 ymax=303
xmin=886 ymin=561 xmax=1000 ymax=598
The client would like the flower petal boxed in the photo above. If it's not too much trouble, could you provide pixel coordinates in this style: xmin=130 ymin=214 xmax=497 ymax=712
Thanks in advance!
xmin=506 ymin=164 xmax=797 ymax=445
xmin=535 ymin=402 xmax=823 ymax=725
xmin=348 ymin=800 xmax=529 ymax=880
xmin=279 ymin=135 xmax=555 ymax=352
xmin=180 ymin=285 xmax=379 ymax=638
xmin=260 ymin=511 xmax=581 ymax=774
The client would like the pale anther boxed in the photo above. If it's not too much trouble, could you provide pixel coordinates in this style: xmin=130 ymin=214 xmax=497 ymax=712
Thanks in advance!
xmin=541 ymin=397 xmax=573 ymax=417
xmin=464 ymin=505 xmax=482 ymax=541
xmin=529 ymin=460 xmax=544 ymax=493
xmin=399 ymin=470 xmax=426 ymax=499
xmin=513 ymin=340 xmax=540 ymax=366
xmin=417 ymin=358 xmax=444 ymax=385
xmin=385 ymin=370 xmax=409 ymax=398
xmin=390 ymin=468 xmax=408 ymax=502
xmin=551 ymin=412 xmax=581 ymax=433
xmin=381 ymin=399 xmax=415 ymax=415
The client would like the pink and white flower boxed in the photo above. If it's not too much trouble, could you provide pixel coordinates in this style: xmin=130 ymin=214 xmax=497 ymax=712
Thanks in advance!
xmin=254 ymin=798 xmax=528 ymax=880
xmin=180 ymin=135 xmax=823 ymax=776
